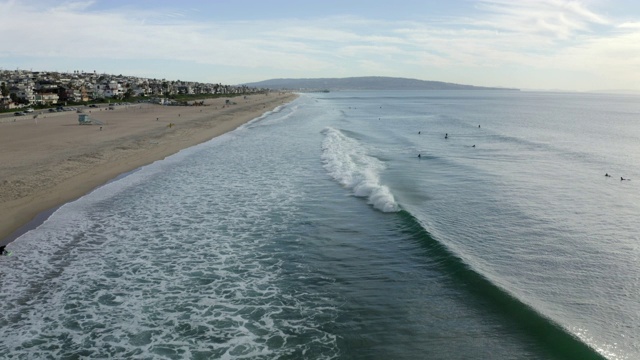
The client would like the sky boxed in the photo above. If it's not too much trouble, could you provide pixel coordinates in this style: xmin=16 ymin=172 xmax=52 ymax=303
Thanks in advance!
xmin=1 ymin=0 xmax=640 ymax=91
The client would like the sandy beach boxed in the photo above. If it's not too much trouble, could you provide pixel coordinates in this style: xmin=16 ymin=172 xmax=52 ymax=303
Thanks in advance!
xmin=0 ymin=92 xmax=297 ymax=242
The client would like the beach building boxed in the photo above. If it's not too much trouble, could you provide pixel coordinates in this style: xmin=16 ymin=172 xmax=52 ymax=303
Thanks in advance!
xmin=0 ymin=96 xmax=17 ymax=110
xmin=11 ymin=85 xmax=36 ymax=103
xmin=77 ymin=113 xmax=104 ymax=125
xmin=34 ymin=93 xmax=59 ymax=105
xmin=78 ymin=114 xmax=91 ymax=124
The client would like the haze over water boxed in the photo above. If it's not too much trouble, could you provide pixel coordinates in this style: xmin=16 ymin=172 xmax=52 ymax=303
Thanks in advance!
xmin=1 ymin=90 xmax=639 ymax=359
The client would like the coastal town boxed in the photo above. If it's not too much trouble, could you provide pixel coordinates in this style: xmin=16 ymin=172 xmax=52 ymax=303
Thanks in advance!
xmin=0 ymin=69 xmax=261 ymax=111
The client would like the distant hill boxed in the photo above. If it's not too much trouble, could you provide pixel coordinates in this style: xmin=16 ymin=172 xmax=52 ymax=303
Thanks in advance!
xmin=242 ymin=76 xmax=518 ymax=91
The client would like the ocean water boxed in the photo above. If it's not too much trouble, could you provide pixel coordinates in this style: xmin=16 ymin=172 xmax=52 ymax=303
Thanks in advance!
xmin=1 ymin=90 xmax=639 ymax=359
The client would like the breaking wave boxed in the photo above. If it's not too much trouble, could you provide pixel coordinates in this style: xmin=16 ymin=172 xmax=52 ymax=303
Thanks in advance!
xmin=321 ymin=127 xmax=399 ymax=213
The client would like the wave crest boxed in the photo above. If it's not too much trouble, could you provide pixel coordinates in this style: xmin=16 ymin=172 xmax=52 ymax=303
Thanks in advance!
xmin=321 ymin=127 xmax=399 ymax=212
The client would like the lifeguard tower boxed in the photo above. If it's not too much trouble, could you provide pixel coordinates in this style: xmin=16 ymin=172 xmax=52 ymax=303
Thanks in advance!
xmin=78 ymin=114 xmax=104 ymax=125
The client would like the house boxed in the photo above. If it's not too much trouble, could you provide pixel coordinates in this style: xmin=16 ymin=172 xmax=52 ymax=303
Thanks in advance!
xmin=0 ymin=96 xmax=17 ymax=110
xmin=34 ymin=92 xmax=59 ymax=105
xmin=11 ymin=85 xmax=36 ymax=103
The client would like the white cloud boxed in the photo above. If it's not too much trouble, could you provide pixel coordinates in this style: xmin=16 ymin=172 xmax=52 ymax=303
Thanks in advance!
xmin=1 ymin=0 xmax=639 ymax=90
xmin=618 ymin=21 xmax=640 ymax=29
xmin=472 ymin=0 xmax=609 ymax=39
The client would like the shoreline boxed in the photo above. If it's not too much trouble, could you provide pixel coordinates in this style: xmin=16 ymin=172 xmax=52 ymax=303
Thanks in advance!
xmin=0 ymin=92 xmax=298 ymax=244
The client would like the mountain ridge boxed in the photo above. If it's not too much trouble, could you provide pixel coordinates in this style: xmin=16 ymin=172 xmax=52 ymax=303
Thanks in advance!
xmin=242 ymin=76 xmax=518 ymax=91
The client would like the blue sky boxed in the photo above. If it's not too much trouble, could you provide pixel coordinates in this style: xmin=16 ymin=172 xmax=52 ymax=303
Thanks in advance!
xmin=1 ymin=0 xmax=640 ymax=91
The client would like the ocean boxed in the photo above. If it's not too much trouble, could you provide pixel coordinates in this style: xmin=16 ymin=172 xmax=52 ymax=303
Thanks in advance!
xmin=1 ymin=90 xmax=639 ymax=359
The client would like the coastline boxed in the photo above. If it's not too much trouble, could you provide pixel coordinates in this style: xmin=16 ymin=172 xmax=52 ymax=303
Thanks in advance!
xmin=0 ymin=92 xmax=298 ymax=244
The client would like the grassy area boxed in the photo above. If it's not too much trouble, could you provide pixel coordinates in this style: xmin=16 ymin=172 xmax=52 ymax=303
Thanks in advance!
xmin=0 ymin=107 xmax=39 ymax=114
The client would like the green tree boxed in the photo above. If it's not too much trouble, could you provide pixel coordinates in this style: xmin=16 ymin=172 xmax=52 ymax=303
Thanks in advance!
xmin=124 ymin=88 xmax=135 ymax=98
xmin=0 ymin=82 xmax=9 ymax=97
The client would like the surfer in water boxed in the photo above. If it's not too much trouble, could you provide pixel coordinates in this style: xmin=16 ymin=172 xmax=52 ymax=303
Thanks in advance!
xmin=445 ymin=133 xmax=448 ymax=139
xmin=418 ymin=153 xmax=421 ymax=158
xmin=0 ymin=245 xmax=6 ymax=256
xmin=605 ymin=173 xmax=611 ymax=177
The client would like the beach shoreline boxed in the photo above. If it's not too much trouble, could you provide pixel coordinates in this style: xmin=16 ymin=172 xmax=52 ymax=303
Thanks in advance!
xmin=0 ymin=92 xmax=298 ymax=244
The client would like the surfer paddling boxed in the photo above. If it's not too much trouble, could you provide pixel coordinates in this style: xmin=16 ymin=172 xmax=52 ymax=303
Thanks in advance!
xmin=0 ymin=245 xmax=7 ymax=256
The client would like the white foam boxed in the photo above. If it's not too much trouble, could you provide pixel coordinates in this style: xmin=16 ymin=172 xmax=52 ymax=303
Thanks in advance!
xmin=238 ymin=99 xmax=301 ymax=130
xmin=0 ymin=103 xmax=340 ymax=359
xmin=321 ymin=127 xmax=399 ymax=212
